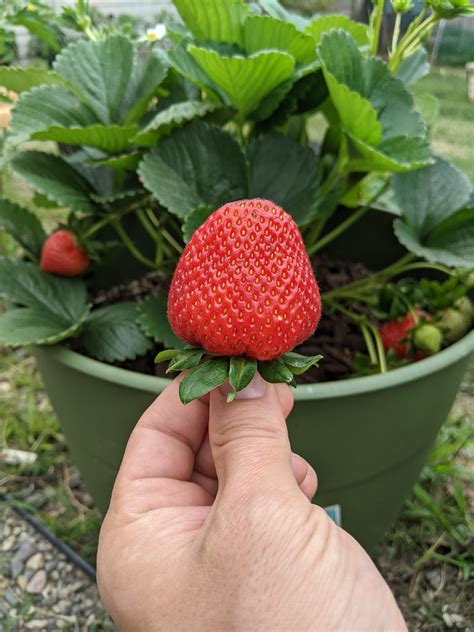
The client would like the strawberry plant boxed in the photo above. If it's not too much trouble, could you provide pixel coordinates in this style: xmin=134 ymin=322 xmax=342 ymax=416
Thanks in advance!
xmin=0 ymin=0 xmax=473 ymax=390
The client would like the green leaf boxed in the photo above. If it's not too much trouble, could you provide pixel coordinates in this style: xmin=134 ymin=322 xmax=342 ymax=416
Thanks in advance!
xmin=243 ymin=15 xmax=317 ymax=64
xmin=0 ymin=66 xmax=63 ymax=94
xmin=182 ymin=206 xmax=214 ymax=242
xmin=394 ymin=219 xmax=474 ymax=269
xmin=0 ymin=199 xmax=46 ymax=258
xmin=179 ymin=358 xmax=230 ymax=404
xmin=11 ymin=152 xmax=95 ymax=213
xmin=414 ymin=94 xmax=439 ymax=126
xmin=168 ymin=41 xmax=225 ymax=101
xmin=228 ymin=357 xmax=257 ymax=401
xmin=318 ymin=31 xmax=430 ymax=171
xmin=121 ymin=49 xmax=168 ymax=125
xmin=0 ymin=258 xmax=90 ymax=346
xmin=258 ymin=0 xmax=310 ymax=30
xmin=258 ymin=359 xmax=294 ymax=383
xmin=137 ymin=294 xmax=185 ymax=348
xmin=138 ymin=122 xmax=248 ymax=217
xmin=397 ymin=48 xmax=430 ymax=87
xmin=393 ymin=156 xmax=472 ymax=236
xmin=247 ymin=134 xmax=320 ymax=225
xmin=90 ymin=152 xmax=142 ymax=171
xmin=133 ymin=101 xmax=219 ymax=148
xmin=427 ymin=208 xmax=474 ymax=268
xmin=8 ymin=85 xmax=95 ymax=146
xmin=306 ymin=15 xmax=369 ymax=49
xmin=168 ymin=349 xmax=204 ymax=372
xmin=53 ymin=34 xmax=135 ymax=124
xmin=173 ymin=0 xmax=249 ymax=46
xmin=323 ymin=75 xmax=382 ymax=146
xmin=12 ymin=12 xmax=63 ymax=53
xmin=80 ymin=302 xmax=153 ymax=363
xmin=189 ymin=45 xmax=295 ymax=117
xmin=349 ymin=135 xmax=432 ymax=172
xmin=283 ymin=351 xmax=323 ymax=375
xmin=32 ymin=124 xmax=139 ymax=154
xmin=0 ymin=306 xmax=87 ymax=347
xmin=0 ymin=258 xmax=88 ymax=322
xmin=155 ymin=349 xmax=180 ymax=363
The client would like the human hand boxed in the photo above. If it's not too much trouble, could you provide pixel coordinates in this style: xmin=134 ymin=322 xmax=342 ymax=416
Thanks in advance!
xmin=97 ymin=374 xmax=406 ymax=631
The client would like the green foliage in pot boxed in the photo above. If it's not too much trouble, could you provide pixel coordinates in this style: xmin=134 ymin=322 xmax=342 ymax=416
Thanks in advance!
xmin=0 ymin=0 xmax=472 ymax=377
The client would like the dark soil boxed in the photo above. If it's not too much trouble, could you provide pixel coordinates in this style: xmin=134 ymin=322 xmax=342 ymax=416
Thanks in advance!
xmin=295 ymin=256 xmax=376 ymax=383
xmin=71 ymin=257 xmax=375 ymax=383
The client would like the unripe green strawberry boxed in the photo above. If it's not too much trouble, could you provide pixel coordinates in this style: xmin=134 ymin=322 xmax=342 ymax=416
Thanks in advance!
xmin=438 ymin=300 xmax=472 ymax=344
xmin=168 ymin=198 xmax=321 ymax=361
xmin=413 ymin=324 xmax=442 ymax=356
xmin=456 ymin=296 xmax=473 ymax=319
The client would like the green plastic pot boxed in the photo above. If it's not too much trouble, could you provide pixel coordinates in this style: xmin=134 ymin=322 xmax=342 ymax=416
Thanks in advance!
xmin=34 ymin=331 xmax=474 ymax=552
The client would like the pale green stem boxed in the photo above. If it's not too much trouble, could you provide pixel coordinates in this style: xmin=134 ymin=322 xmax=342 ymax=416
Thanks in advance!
xmin=370 ymin=0 xmax=386 ymax=55
xmin=161 ymin=228 xmax=184 ymax=254
xmin=391 ymin=12 xmax=402 ymax=54
xmin=361 ymin=322 xmax=378 ymax=365
xmin=111 ymin=218 xmax=159 ymax=269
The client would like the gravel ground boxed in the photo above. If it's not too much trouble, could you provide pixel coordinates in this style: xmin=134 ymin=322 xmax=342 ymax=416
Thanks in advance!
xmin=0 ymin=503 xmax=113 ymax=631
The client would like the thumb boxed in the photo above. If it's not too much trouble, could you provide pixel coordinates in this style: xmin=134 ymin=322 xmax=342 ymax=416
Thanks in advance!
xmin=209 ymin=373 xmax=300 ymax=500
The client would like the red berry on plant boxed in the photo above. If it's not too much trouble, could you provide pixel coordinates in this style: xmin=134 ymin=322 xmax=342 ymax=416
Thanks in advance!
xmin=168 ymin=199 xmax=321 ymax=361
xmin=380 ymin=309 xmax=432 ymax=359
xmin=380 ymin=314 xmax=416 ymax=359
xmin=40 ymin=230 xmax=89 ymax=277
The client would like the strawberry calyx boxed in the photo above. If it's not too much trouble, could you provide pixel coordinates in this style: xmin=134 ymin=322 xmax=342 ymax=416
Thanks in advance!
xmin=156 ymin=347 xmax=323 ymax=404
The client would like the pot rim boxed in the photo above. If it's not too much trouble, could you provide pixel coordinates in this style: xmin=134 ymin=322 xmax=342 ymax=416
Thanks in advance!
xmin=36 ymin=330 xmax=474 ymax=400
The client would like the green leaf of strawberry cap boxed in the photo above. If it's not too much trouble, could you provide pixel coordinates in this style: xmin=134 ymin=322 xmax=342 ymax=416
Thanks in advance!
xmin=40 ymin=230 xmax=89 ymax=277
xmin=160 ymin=199 xmax=322 ymax=403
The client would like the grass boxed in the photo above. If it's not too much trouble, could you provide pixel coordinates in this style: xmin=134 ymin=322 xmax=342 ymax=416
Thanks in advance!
xmin=0 ymin=351 xmax=102 ymax=567
xmin=411 ymin=67 xmax=474 ymax=182
xmin=376 ymin=383 xmax=474 ymax=628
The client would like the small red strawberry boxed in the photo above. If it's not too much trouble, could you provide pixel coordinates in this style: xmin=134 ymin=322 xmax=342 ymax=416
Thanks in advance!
xmin=380 ymin=315 xmax=414 ymax=359
xmin=168 ymin=199 xmax=321 ymax=361
xmin=380 ymin=309 xmax=431 ymax=359
xmin=40 ymin=230 xmax=89 ymax=277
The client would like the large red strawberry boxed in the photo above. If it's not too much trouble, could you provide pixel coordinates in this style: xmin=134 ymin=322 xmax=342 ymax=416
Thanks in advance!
xmin=168 ymin=199 xmax=321 ymax=361
xmin=40 ymin=230 xmax=89 ymax=277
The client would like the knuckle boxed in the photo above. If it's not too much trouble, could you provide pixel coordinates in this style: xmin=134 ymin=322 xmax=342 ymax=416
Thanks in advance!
xmin=212 ymin=410 xmax=286 ymax=451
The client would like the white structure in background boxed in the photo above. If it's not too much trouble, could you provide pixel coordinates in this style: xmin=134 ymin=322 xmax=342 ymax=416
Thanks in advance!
xmin=50 ymin=0 xmax=175 ymax=21
xmin=12 ymin=0 xmax=176 ymax=63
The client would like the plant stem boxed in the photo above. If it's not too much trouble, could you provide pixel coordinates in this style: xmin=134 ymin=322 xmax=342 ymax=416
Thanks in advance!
xmin=304 ymin=141 xmax=349 ymax=246
xmin=391 ymin=12 xmax=402 ymax=54
xmin=329 ymin=301 xmax=387 ymax=372
xmin=389 ymin=14 xmax=438 ymax=71
xmin=370 ymin=0 xmax=385 ymax=55
xmin=111 ymin=217 xmax=159 ymax=269
xmin=82 ymin=217 xmax=111 ymax=240
xmin=322 ymin=252 xmax=416 ymax=301
xmin=307 ymin=180 xmax=390 ymax=256
xmin=368 ymin=321 xmax=388 ymax=373
xmin=161 ymin=228 xmax=184 ymax=254
xmin=395 ymin=262 xmax=457 ymax=276
xmin=361 ymin=322 xmax=378 ymax=365
xmin=137 ymin=209 xmax=161 ymax=245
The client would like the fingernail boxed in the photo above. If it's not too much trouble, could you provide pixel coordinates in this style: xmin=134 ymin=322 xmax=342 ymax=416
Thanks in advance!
xmin=235 ymin=372 xmax=267 ymax=399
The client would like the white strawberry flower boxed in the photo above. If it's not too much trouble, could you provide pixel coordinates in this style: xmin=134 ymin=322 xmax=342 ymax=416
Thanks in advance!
xmin=146 ymin=24 xmax=167 ymax=41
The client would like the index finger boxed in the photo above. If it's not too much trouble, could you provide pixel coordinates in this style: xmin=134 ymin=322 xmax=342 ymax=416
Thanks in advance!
xmin=118 ymin=375 xmax=210 ymax=484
